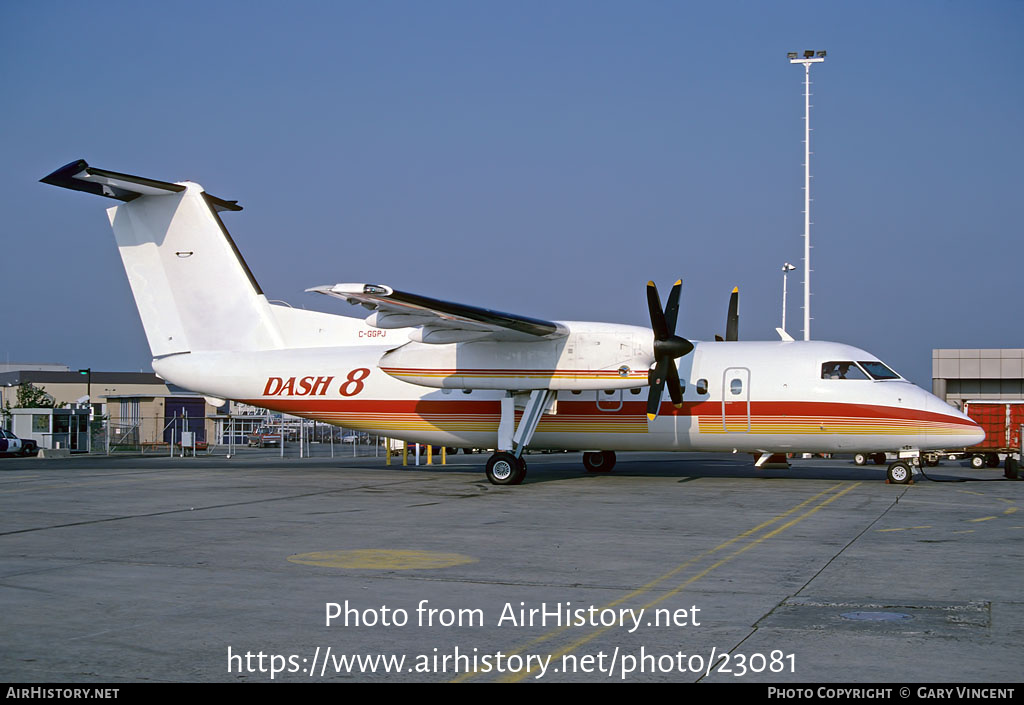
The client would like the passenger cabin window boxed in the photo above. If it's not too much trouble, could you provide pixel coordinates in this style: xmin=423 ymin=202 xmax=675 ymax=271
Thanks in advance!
xmin=729 ymin=378 xmax=743 ymax=395
xmin=696 ymin=379 xmax=708 ymax=395
xmin=858 ymin=361 xmax=900 ymax=380
xmin=821 ymin=361 xmax=870 ymax=380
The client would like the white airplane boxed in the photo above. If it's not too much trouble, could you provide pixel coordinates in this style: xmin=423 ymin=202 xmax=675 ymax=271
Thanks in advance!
xmin=41 ymin=160 xmax=984 ymax=485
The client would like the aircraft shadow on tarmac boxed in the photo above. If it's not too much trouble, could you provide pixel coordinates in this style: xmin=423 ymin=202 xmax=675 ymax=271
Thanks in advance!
xmin=399 ymin=453 xmax=994 ymax=486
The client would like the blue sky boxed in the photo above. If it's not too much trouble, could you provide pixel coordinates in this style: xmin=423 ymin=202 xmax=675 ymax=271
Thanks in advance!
xmin=2 ymin=1 xmax=1021 ymax=387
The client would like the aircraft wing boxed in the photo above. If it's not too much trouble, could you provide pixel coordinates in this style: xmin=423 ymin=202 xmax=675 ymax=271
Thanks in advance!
xmin=308 ymin=283 xmax=568 ymax=344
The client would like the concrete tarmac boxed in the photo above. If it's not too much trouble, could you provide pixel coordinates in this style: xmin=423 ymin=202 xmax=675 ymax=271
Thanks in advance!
xmin=1 ymin=451 xmax=1020 ymax=683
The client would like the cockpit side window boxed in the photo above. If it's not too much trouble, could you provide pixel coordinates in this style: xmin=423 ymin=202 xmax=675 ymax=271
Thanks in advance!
xmin=858 ymin=361 xmax=900 ymax=380
xmin=821 ymin=361 xmax=870 ymax=380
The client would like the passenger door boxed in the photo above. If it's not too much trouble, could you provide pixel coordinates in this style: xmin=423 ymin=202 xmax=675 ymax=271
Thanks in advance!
xmin=721 ymin=367 xmax=751 ymax=433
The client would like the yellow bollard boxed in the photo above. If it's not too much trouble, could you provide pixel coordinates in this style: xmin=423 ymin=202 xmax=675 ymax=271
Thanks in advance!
xmin=441 ymin=446 xmax=446 ymax=465
xmin=402 ymin=440 xmax=408 ymax=466
xmin=427 ymin=444 xmax=433 ymax=465
xmin=385 ymin=437 xmax=391 ymax=465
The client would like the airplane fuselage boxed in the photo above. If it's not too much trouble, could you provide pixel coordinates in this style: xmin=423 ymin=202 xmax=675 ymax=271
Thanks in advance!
xmin=152 ymin=336 xmax=983 ymax=455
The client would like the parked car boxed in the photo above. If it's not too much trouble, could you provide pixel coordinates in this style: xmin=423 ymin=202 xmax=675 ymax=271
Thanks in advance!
xmin=248 ymin=426 xmax=282 ymax=448
xmin=0 ymin=430 xmax=39 ymax=457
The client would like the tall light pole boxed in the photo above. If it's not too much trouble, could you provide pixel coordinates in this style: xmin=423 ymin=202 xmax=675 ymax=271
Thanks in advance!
xmin=788 ymin=50 xmax=825 ymax=341
xmin=781 ymin=262 xmax=797 ymax=332
xmin=78 ymin=368 xmax=92 ymax=419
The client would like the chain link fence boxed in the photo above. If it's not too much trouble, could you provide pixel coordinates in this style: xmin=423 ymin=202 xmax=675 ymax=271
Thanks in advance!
xmin=93 ymin=415 xmax=455 ymax=462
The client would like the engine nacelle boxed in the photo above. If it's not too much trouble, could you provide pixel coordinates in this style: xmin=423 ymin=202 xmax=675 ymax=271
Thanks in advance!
xmin=379 ymin=322 xmax=655 ymax=391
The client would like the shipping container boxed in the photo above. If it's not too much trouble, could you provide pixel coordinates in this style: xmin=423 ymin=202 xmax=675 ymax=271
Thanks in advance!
xmin=958 ymin=400 xmax=1024 ymax=469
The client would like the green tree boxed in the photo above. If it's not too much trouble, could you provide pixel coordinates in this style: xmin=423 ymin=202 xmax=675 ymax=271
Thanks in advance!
xmin=14 ymin=383 xmax=63 ymax=409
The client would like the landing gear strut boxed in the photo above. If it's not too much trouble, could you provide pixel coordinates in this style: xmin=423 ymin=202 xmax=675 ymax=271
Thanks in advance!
xmin=485 ymin=390 xmax=554 ymax=486
xmin=583 ymin=451 xmax=616 ymax=473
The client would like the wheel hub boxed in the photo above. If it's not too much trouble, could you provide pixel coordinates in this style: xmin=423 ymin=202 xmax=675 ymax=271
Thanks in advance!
xmin=492 ymin=461 xmax=513 ymax=480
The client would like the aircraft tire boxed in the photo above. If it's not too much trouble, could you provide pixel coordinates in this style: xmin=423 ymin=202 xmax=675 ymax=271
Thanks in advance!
xmin=486 ymin=452 xmax=526 ymax=485
xmin=854 ymin=453 xmax=867 ymax=466
xmin=887 ymin=461 xmax=912 ymax=484
xmin=583 ymin=451 xmax=616 ymax=473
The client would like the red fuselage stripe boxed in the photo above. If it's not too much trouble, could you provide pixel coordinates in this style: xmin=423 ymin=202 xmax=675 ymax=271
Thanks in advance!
xmin=239 ymin=398 xmax=977 ymax=428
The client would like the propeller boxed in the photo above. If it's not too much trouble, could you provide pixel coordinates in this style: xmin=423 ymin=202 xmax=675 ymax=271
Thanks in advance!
xmin=714 ymin=287 xmax=740 ymax=342
xmin=646 ymin=280 xmax=694 ymax=420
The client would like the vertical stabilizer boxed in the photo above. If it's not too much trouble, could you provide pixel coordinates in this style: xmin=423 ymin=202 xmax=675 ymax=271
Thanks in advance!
xmin=42 ymin=160 xmax=284 ymax=356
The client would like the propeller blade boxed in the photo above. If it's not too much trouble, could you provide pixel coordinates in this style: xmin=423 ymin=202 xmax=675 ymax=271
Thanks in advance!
xmin=647 ymin=357 xmax=669 ymax=420
xmin=726 ymin=287 xmax=739 ymax=341
xmin=666 ymin=361 xmax=683 ymax=408
xmin=646 ymin=281 xmax=668 ymax=341
xmin=664 ymin=279 xmax=682 ymax=334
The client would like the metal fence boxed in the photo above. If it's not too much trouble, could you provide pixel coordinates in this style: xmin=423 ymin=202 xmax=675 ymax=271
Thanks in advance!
xmin=93 ymin=415 xmax=438 ymax=461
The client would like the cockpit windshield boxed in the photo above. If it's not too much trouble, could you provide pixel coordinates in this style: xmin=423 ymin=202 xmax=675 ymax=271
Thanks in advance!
xmin=821 ymin=360 xmax=901 ymax=381
xmin=821 ymin=361 xmax=870 ymax=380
xmin=858 ymin=361 xmax=900 ymax=380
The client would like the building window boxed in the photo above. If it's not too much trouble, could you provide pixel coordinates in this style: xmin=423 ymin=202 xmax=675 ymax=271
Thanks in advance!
xmin=120 ymin=400 xmax=141 ymax=427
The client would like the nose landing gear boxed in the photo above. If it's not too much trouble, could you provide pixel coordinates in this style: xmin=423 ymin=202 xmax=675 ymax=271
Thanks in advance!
xmin=886 ymin=461 xmax=913 ymax=484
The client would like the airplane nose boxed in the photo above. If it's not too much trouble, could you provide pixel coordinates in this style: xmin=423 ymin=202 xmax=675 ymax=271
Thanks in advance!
xmin=964 ymin=419 xmax=986 ymax=448
xmin=926 ymin=394 xmax=985 ymax=449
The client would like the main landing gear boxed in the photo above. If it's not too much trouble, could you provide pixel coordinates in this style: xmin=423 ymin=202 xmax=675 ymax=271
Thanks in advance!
xmin=485 ymin=390 xmax=554 ymax=486
xmin=485 ymin=390 xmax=620 ymax=485
xmin=485 ymin=452 xmax=528 ymax=485
xmin=583 ymin=451 xmax=616 ymax=473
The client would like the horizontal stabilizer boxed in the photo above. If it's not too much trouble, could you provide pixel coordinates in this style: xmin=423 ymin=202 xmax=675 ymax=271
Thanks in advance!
xmin=40 ymin=159 xmax=241 ymax=211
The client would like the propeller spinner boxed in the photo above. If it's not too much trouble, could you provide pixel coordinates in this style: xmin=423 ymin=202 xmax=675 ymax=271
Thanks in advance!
xmin=646 ymin=280 xmax=694 ymax=420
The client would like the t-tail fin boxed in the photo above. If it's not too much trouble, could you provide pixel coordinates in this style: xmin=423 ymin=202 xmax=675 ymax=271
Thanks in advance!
xmin=42 ymin=160 xmax=285 ymax=356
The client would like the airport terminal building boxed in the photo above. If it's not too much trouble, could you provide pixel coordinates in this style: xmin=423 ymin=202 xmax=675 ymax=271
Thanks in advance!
xmin=932 ymin=349 xmax=1024 ymax=408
